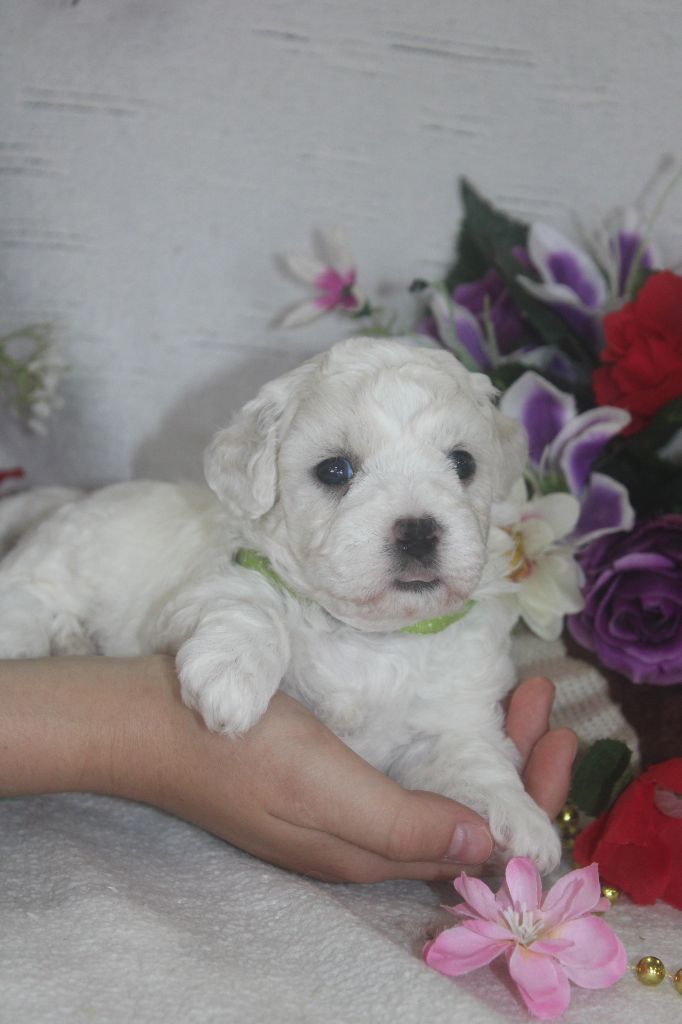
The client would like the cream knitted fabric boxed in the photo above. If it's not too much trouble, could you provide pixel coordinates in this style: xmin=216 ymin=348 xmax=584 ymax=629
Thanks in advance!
xmin=513 ymin=629 xmax=640 ymax=767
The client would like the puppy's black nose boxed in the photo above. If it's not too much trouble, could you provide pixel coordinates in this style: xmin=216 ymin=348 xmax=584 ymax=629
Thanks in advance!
xmin=393 ymin=516 xmax=441 ymax=562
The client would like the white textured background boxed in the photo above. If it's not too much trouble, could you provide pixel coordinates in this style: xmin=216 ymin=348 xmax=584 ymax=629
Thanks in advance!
xmin=1 ymin=0 xmax=682 ymax=486
xmin=3 ymin=10 xmax=682 ymax=1021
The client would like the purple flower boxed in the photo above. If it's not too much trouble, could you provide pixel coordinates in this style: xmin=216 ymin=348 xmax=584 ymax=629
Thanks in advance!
xmin=453 ymin=269 xmax=527 ymax=355
xmin=422 ymin=265 xmax=584 ymax=383
xmin=591 ymin=205 xmax=657 ymax=299
xmin=518 ymin=223 xmax=607 ymax=344
xmin=499 ymin=371 xmax=634 ymax=545
xmin=568 ymin=516 xmax=682 ymax=686
xmin=425 ymin=288 xmax=492 ymax=371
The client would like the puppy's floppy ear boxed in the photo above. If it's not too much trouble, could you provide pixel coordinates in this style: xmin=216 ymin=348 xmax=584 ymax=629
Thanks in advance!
xmin=204 ymin=363 xmax=310 ymax=518
xmin=491 ymin=407 xmax=528 ymax=498
xmin=470 ymin=372 xmax=528 ymax=499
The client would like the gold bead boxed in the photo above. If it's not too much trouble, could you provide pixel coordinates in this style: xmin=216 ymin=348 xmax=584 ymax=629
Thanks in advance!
xmin=557 ymin=804 xmax=581 ymax=843
xmin=558 ymin=804 xmax=579 ymax=827
xmin=635 ymin=956 xmax=667 ymax=986
xmin=673 ymin=968 xmax=682 ymax=995
xmin=601 ymin=885 xmax=620 ymax=906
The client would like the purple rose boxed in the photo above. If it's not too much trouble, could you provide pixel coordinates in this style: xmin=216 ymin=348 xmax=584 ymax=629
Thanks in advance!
xmin=568 ymin=515 xmax=682 ymax=686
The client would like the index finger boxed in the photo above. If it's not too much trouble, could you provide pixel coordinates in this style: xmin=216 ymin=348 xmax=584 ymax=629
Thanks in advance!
xmin=505 ymin=676 xmax=555 ymax=765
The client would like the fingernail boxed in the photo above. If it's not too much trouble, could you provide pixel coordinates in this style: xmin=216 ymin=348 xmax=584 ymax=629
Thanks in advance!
xmin=444 ymin=824 xmax=493 ymax=864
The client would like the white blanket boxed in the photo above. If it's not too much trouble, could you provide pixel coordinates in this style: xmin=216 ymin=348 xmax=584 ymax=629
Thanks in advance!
xmin=2 ymin=639 xmax=680 ymax=1024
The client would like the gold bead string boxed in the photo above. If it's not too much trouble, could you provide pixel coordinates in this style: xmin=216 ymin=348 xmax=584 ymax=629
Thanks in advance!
xmin=553 ymin=839 xmax=682 ymax=997
xmin=629 ymin=957 xmax=682 ymax=993
xmin=596 ymin=884 xmax=682 ymax=995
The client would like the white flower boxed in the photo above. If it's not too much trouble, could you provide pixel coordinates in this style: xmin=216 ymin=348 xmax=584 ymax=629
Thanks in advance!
xmin=279 ymin=226 xmax=365 ymax=327
xmin=492 ymin=480 xmax=585 ymax=641
xmin=25 ymin=344 xmax=67 ymax=434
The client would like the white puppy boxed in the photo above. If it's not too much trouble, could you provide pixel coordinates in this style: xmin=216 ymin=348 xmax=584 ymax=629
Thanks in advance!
xmin=0 ymin=337 xmax=561 ymax=871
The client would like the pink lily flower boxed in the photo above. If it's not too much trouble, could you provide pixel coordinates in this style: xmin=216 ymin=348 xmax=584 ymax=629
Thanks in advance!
xmin=424 ymin=857 xmax=626 ymax=1020
xmin=280 ymin=227 xmax=366 ymax=327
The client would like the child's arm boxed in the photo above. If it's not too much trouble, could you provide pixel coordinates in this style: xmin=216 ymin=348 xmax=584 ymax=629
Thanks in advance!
xmin=0 ymin=656 xmax=575 ymax=882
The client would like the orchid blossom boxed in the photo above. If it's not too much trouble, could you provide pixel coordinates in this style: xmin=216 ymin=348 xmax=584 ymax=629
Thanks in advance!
xmin=491 ymin=480 xmax=585 ymax=641
xmin=424 ymin=857 xmax=627 ymax=1020
xmin=500 ymin=371 xmax=634 ymax=546
xmin=280 ymin=227 xmax=366 ymax=327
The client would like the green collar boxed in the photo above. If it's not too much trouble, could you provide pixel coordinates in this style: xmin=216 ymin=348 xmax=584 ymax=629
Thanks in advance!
xmin=234 ymin=548 xmax=475 ymax=635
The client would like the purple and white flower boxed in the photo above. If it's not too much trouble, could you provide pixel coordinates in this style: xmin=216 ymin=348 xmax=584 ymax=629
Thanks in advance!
xmin=452 ymin=268 xmax=528 ymax=355
xmin=425 ymin=287 xmax=492 ymax=371
xmin=424 ymin=270 xmax=547 ymax=374
xmin=280 ymin=227 xmax=366 ymax=327
xmin=589 ymin=205 xmax=657 ymax=301
xmin=518 ymin=223 xmax=607 ymax=341
xmin=520 ymin=223 xmax=607 ymax=314
xmin=500 ymin=371 xmax=634 ymax=545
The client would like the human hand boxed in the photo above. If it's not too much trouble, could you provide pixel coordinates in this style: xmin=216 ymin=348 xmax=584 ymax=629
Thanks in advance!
xmin=124 ymin=662 xmax=576 ymax=883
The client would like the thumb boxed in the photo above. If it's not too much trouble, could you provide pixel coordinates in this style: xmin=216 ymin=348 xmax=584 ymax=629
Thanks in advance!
xmin=372 ymin=785 xmax=495 ymax=866
xmin=307 ymin=742 xmax=494 ymax=865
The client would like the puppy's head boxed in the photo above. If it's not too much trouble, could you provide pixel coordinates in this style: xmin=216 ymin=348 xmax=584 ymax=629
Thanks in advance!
xmin=205 ymin=338 xmax=527 ymax=631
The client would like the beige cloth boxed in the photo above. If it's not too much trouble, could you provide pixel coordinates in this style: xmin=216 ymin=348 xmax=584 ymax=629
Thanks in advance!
xmin=3 ymin=641 xmax=679 ymax=1024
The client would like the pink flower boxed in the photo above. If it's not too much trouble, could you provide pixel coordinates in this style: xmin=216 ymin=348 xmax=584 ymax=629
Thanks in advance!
xmin=424 ymin=857 xmax=626 ymax=1020
xmin=280 ymin=227 xmax=365 ymax=327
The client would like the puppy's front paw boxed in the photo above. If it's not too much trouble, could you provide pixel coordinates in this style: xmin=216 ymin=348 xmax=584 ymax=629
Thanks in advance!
xmin=177 ymin=634 xmax=284 ymax=736
xmin=487 ymin=793 xmax=562 ymax=875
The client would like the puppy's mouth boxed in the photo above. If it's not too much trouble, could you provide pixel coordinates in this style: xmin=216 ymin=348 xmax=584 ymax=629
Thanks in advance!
xmin=393 ymin=572 xmax=441 ymax=593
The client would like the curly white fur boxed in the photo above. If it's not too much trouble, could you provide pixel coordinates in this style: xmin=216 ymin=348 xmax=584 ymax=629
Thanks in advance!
xmin=0 ymin=338 xmax=560 ymax=871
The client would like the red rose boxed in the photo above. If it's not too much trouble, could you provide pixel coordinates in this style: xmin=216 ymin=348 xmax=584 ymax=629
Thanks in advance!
xmin=593 ymin=271 xmax=682 ymax=434
xmin=573 ymin=758 xmax=682 ymax=909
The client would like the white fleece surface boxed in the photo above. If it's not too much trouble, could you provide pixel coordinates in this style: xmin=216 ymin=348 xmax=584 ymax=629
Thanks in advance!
xmin=2 ymin=638 xmax=681 ymax=1024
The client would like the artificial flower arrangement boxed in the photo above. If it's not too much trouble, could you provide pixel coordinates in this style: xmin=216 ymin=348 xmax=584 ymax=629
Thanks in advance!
xmin=280 ymin=165 xmax=682 ymax=1015
xmin=280 ymin=168 xmax=682 ymax=679
xmin=0 ymin=323 xmax=66 ymax=488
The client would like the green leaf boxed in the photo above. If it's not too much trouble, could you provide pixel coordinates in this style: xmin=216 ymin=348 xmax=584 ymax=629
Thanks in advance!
xmin=569 ymin=739 xmax=632 ymax=817
xmin=489 ymin=360 xmax=593 ymax=406
xmin=632 ymin=395 xmax=682 ymax=450
xmin=446 ymin=181 xmax=598 ymax=371
xmin=459 ymin=179 xmax=528 ymax=257
xmin=445 ymin=180 xmax=527 ymax=291
xmin=408 ymin=278 xmax=430 ymax=293
xmin=627 ymin=264 xmax=654 ymax=299
xmin=506 ymin=280 xmax=599 ymax=372
xmin=446 ymin=221 xmax=496 ymax=291
xmin=595 ymin=397 xmax=682 ymax=516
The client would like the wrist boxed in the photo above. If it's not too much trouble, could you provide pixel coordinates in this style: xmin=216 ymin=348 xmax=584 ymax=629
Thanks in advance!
xmin=0 ymin=655 xmax=181 ymax=800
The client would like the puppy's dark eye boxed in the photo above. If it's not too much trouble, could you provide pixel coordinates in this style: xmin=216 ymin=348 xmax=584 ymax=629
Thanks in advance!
xmin=448 ymin=449 xmax=476 ymax=482
xmin=315 ymin=456 xmax=354 ymax=487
